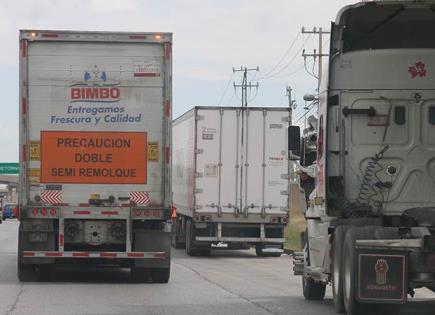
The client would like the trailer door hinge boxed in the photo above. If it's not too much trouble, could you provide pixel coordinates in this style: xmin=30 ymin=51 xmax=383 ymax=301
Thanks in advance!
xmin=196 ymin=115 xmax=204 ymax=121
xmin=281 ymin=174 xmax=291 ymax=180
xmin=282 ymin=116 xmax=290 ymax=122
xmin=195 ymin=188 xmax=203 ymax=194
xmin=195 ymin=172 xmax=203 ymax=178
xmin=195 ymin=148 xmax=204 ymax=154
xmin=281 ymin=190 xmax=289 ymax=195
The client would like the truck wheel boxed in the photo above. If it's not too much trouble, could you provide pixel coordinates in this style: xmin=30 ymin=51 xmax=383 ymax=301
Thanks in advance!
xmin=37 ymin=264 xmax=54 ymax=281
xmin=150 ymin=268 xmax=170 ymax=283
xmin=18 ymin=263 xmax=38 ymax=282
xmin=332 ymin=226 xmax=348 ymax=313
xmin=130 ymin=267 xmax=150 ymax=283
xmin=171 ymin=218 xmax=185 ymax=249
xmin=342 ymin=227 xmax=373 ymax=315
xmin=185 ymin=219 xmax=198 ymax=256
xmin=198 ymin=249 xmax=211 ymax=256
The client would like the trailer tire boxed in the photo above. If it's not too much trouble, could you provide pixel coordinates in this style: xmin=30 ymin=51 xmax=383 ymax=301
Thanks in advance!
xmin=332 ymin=226 xmax=348 ymax=313
xmin=37 ymin=264 xmax=54 ymax=281
xmin=255 ymin=244 xmax=264 ymax=257
xmin=151 ymin=268 xmax=170 ymax=283
xmin=342 ymin=227 xmax=373 ymax=315
xmin=185 ymin=219 xmax=198 ymax=256
xmin=17 ymin=263 xmax=38 ymax=282
xmin=130 ymin=267 xmax=150 ymax=283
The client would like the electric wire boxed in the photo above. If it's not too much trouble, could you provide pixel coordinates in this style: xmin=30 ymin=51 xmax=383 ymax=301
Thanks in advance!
xmin=261 ymin=32 xmax=301 ymax=77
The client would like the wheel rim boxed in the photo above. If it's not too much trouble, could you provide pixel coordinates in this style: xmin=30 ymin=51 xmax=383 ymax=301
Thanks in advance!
xmin=333 ymin=248 xmax=340 ymax=296
xmin=343 ymin=248 xmax=351 ymax=303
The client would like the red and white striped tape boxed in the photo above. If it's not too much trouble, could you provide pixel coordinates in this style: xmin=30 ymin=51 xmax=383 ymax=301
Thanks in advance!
xmin=41 ymin=190 xmax=62 ymax=204
xmin=22 ymin=251 xmax=166 ymax=259
xmin=130 ymin=192 xmax=150 ymax=205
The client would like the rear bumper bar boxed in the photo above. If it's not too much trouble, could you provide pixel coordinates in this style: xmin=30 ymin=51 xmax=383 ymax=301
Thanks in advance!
xmin=196 ymin=236 xmax=285 ymax=243
xmin=22 ymin=251 xmax=166 ymax=259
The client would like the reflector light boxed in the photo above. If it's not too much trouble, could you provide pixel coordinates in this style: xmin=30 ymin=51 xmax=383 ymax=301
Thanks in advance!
xmin=135 ymin=210 xmax=141 ymax=217
xmin=41 ymin=208 xmax=47 ymax=216
xmin=143 ymin=210 xmax=150 ymax=217
xmin=270 ymin=217 xmax=278 ymax=223
xmin=50 ymin=208 xmax=57 ymax=216
xmin=32 ymin=208 xmax=38 ymax=216
xmin=155 ymin=35 xmax=161 ymax=39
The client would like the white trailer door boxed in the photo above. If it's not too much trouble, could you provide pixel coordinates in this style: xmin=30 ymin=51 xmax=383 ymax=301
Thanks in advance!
xmin=242 ymin=109 xmax=289 ymax=216
xmin=195 ymin=108 xmax=241 ymax=215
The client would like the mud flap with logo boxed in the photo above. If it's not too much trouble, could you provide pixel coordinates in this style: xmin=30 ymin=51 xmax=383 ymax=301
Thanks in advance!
xmin=356 ymin=250 xmax=408 ymax=304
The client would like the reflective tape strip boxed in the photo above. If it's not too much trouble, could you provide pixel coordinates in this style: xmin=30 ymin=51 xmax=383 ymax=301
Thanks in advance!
xmin=165 ymin=42 xmax=171 ymax=60
xmin=72 ymin=252 xmax=89 ymax=257
xmin=22 ymin=145 xmax=27 ymax=162
xmin=129 ymin=35 xmax=147 ymax=40
xmin=21 ymin=40 xmax=28 ymax=57
xmin=22 ymin=97 xmax=27 ymax=115
xmin=165 ymin=100 xmax=171 ymax=117
xmin=101 ymin=211 xmax=118 ymax=215
xmin=165 ymin=146 xmax=170 ymax=164
xmin=41 ymin=33 xmax=59 ymax=38
xmin=21 ymin=251 xmax=166 ymax=259
xmin=73 ymin=210 xmax=91 ymax=215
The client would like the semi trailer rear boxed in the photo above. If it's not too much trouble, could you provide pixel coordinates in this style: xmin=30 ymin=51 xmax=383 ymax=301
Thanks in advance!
xmin=18 ymin=30 xmax=172 ymax=282
xmin=292 ymin=1 xmax=435 ymax=314
xmin=172 ymin=106 xmax=290 ymax=256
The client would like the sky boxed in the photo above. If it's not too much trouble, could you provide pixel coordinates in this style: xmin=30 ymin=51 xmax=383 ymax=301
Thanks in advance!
xmin=0 ymin=0 xmax=354 ymax=162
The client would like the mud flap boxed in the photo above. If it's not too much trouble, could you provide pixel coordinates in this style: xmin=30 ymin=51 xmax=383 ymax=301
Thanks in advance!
xmin=356 ymin=250 xmax=407 ymax=304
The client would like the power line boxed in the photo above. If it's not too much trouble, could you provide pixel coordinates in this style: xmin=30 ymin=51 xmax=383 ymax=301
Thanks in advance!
xmin=217 ymin=72 xmax=235 ymax=106
xmin=262 ymin=32 xmax=301 ymax=77
xmin=259 ymin=34 xmax=312 ymax=80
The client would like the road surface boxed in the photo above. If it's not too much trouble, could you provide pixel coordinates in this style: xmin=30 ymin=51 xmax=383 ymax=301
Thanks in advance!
xmin=0 ymin=220 xmax=434 ymax=315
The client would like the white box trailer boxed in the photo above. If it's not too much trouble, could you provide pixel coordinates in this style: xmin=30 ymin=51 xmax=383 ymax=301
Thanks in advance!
xmin=18 ymin=30 xmax=172 ymax=282
xmin=172 ymin=106 xmax=290 ymax=256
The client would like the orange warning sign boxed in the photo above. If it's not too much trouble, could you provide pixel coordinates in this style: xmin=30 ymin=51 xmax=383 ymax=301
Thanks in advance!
xmin=40 ymin=131 xmax=147 ymax=184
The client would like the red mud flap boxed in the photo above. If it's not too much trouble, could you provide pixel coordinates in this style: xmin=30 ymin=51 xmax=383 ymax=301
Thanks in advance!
xmin=357 ymin=250 xmax=408 ymax=304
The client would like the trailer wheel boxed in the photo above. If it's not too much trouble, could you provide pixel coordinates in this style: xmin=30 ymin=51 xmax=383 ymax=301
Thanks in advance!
xmin=130 ymin=267 xmax=150 ymax=283
xmin=17 ymin=226 xmax=38 ymax=282
xmin=255 ymin=244 xmax=264 ymax=257
xmin=171 ymin=218 xmax=185 ymax=249
xmin=332 ymin=226 xmax=348 ymax=313
xmin=185 ymin=219 xmax=198 ymax=256
xmin=150 ymin=268 xmax=170 ymax=283
xmin=17 ymin=263 xmax=38 ymax=282
xmin=37 ymin=264 xmax=54 ymax=281
xmin=342 ymin=227 xmax=373 ymax=315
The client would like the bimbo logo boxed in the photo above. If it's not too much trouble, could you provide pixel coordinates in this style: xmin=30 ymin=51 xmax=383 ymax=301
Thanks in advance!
xmin=70 ymin=65 xmax=121 ymax=102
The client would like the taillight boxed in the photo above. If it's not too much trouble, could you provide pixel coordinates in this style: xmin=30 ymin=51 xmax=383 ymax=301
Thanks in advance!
xmin=270 ymin=217 xmax=278 ymax=223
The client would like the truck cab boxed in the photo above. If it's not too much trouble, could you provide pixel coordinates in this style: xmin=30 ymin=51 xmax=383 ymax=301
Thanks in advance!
xmin=292 ymin=1 xmax=435 ymax=314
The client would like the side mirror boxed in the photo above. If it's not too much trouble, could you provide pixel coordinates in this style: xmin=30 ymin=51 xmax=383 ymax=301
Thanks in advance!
xmin=288 ymin=126 xmax=301 ymax=160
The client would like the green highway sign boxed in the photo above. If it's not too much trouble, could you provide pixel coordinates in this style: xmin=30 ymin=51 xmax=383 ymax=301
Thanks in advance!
xmin=0 ymin=163 xmax=19 ymax=174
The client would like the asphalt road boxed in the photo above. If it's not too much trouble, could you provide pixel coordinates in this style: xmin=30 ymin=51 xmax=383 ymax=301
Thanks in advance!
xmin=0 ymin=220 xmax=434 ymax=315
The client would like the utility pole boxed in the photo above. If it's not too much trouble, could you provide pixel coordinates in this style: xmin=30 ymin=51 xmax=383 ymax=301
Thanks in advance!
xmin=301 ymin=27 xmax=330 ymax=91
xmin=285 ymin=86 xmax=296 ymax=125
xmin=233 ymin=66 xmax=259 ymax=107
